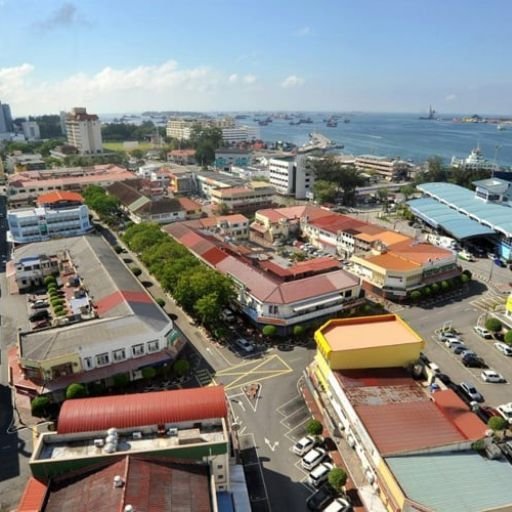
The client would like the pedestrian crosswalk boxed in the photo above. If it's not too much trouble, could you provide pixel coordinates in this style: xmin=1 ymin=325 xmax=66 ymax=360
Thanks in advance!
xmin=195 ymin=368 xmax=213 ymax=386
xmin=471 ymin=290 xmax=506 ymax=312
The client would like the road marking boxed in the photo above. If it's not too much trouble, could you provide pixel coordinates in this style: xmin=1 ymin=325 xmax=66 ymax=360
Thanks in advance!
xmin=264 ymin=437 xmax=279 ymax=452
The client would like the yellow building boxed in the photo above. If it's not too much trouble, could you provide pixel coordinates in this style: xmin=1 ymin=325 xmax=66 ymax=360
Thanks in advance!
xmin=314 ymin=314 xmax=424 ymax=370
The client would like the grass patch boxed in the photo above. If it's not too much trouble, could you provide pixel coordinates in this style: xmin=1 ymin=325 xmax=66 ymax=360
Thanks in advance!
xmin=103 ymin=141 xmax=155 ymax=153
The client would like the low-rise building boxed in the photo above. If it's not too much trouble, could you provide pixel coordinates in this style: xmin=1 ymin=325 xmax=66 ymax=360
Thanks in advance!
xmin=193 ymin=171 xmax=246 ymax=200
xmin=355 ymin=155 xmax=412 ymax=181
xmin=5 ymin=151 xmax=46 ymax=173
xmin=167 ymin=148 xmax=197 ymax=165
xmin=7 ymin=191 xmax=92 ymax=244
xmin=215 ymin=147 xmax=252 ymax=170
xmin=10 ymin=236 xmax=182 ymax=397
xmin=305 ymin=314 xmax=509 ymax=512
xmin=167 ymin=167 xmax=195 ymax=195
xmin=210 ymin=181 xmax=275 ymax=213
xmin=7 ymin=164 xmax=135 ymax=208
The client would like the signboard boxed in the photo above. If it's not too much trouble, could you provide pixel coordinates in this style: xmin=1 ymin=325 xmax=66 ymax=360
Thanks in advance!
xmin=506 ymin=293 xmax=512 ymax=314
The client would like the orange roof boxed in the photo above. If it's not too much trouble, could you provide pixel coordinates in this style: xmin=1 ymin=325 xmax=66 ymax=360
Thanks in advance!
xmin=364 ymin=252 xmax=421 ymax=271
xmin=178 ymin=197 xmax=202 ymax=211
xmin=18 ymin=477 xmax=47 ymax=512
xmin=168 ymin=149 xmax=196 ymax=156
xmin=355 ymin=230 xmax=411 ymax=246
xmin=37 ymin=190 xmax=84 ymax=205
xmin=390 ymin=240 xmax=454 ymax=264
xmin=319 ymin=314 xmax=423 ymax=351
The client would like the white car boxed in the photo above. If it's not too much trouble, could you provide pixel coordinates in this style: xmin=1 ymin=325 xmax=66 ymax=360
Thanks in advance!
xmin=438 ymin=331 xmax=462 ymax=342
xmin=480 ymin=370 xmax=506 ymax=383
xmin=292 ymin=435 xmax=317 ymax=456
xmin=494 ymin=342 xmax=512 ymax=357
xmin=324 ymin=498 xmax=353 ymax=512
xmin=302 ymin=447 xmax=327 ymax=471
xmin=497 ymin=403 xmax=512 ymax=424
xmin=307 ymin=461 xmax=333 ymax=488
xmin=474 ymin=326 xmax=493 ymax=339
xmin=445 ymin=339 xmax=464 ymax=349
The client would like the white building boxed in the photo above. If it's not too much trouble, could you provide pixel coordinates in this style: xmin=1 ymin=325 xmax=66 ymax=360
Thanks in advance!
xmin=269 ymin=155 xmax=314 ymax=199
xmin=21 ymin=121 xmax=41 ymax=141
xmin=355 ymin=155 xmax=411 ymax=180
xmin=221 ymin=125 xmax=260 ymax=143
xmin=65 ymin=107 xmax=103 ymax=154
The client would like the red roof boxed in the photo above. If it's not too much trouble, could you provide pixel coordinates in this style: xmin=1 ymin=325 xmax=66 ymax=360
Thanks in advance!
xmin=308 ymin=213 xmax=367 ymax=234
xmin=58 ymin=386 xmax=227 ymax=433
xmin=36 ymin=191 xmax=84 ymax=205
xmin=259 ymin=256 xmax=340 ymax=278
xmin=17 ymin=477 xmax=47 ymax=512
xmin=432 ymin=389 xmax=487 ymax=440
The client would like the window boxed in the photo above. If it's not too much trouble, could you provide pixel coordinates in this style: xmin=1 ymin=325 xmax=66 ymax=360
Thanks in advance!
xmin=147 ymin=340 xmax=159 ymax=353
xmin=83 ymin=357 xmax=92 ymax=369
xmin=113 ymin=349 xmax=126 ymax=362
xmin=132 ymin=344 xmax=145 ymax=356
xmin=96 ymin=353 xmax=109 ymax=366
xmin=344 ymin=289 xmax=353 ymax=298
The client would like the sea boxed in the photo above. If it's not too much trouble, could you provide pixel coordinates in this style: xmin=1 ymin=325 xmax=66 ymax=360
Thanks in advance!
xmin=100 ymin=112 xmax=512 ymax=167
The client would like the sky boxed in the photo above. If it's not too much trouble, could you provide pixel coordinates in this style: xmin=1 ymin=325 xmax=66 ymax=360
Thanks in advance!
xmin=1 ymin=0 xmax=512 ymax=116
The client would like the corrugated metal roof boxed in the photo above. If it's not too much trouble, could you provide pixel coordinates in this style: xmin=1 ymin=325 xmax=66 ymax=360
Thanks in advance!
xmin=356 ymin=401 xmax=465 ymax=455
xmin=37 ymin=190 xmax=83 ymax=205
xmin=386 ymin=451 xmax=512 ymax=512
xmin=57 ymin=386 xmax=227 ymax=433
xmin=17 ymin=477 xmax=47 ymax=512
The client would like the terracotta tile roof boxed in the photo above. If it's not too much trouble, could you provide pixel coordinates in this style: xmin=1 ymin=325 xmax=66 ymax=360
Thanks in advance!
xmin=363 ymin=252 xmax=422 ymax=271
xmin=17 ymin=477 xmax=47 ymax=512
xmin=259 ymin=256 xmax=340 ymax=278
xmin=308 ymin=213 xmax=367 ymax=234
xmin=257 ymin=205 xmax=331 ymax=224
xmin=389 ymin=240 xmax=454 ymax=264
xmin=44 ymin=456 xmax=212 ymax=512
xmin=354 ymin=230 xmax=410 ymax=246
xmin=36 ymin=191 xmax=84 ymax=205
xmin=178 ymin=197 xmax=202 ymax=211
xmin=202 ymin=247 xmax=229 ymax=266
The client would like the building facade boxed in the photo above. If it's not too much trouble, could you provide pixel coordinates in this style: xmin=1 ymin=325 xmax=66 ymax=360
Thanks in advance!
xmin=21 ymin=121 xmax=41 ymax=140
xmin=269 ymin=155 xmax=314 ymax=199
xmin=214 ymin=148 xmax=252 ymax=170
xmin=209 ymin=182 xmax=274 ymax=213
xmin=221 ymin=125 xmax=259 ymax=144
xmin=355 ymin=155 xmax=412 ymax=181
xmin=65 ymin=107 xmax=103 ymax=154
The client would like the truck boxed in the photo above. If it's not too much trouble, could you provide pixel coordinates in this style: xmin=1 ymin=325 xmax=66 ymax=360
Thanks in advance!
xmin=425 ymin=234 xmax=459 ymax=250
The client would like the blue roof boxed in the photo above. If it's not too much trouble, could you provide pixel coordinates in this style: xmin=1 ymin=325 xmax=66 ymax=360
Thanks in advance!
xmin=417 ymin=182 xmax=512 ymax=238
xmin=408 ymin=197 xmax=495 ymax=239
xmin=386 ymin=451 xmax=512 ymax=512
xmin=217 ymin=492 xmax=235 ymax=512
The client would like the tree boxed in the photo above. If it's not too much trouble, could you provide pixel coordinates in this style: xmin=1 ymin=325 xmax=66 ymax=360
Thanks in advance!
xmin=293 ymin=325 xmax=305 ymax=337
xmin=422 ymin=286 xmax=432 ymax=297
xmin=31 ymin=396 xmax=50 ymax=417
xmin=328 ymin=467 xmax=348 ymax=492
xmin=400 ymin=184 xmax=416 ymax=201
xmin=113 ymin=373 xmax=130 ymax=388
xmin=141 ymin=366 xmax=157 ymax=380
xmin=216 ymin=202 xmax=230 ymax=215
xmin=306 ymin=419 xmax=323 ymax=436
xmin=461 ymin=273 xmax=470 ymax=284
xmin=485 ymin=317 xmax=502 ymax=333
xmin=66 ymin=383 xmax=87 ymax=399
xmin=44 ymin=275 xmax=57 ymax=286
xmin=262 ymin=325 xmax=277 ymax=337
xmin=173 ymin=359 xmax=190 ymax=377
xmin=410 ymin=290 xmax=422 ymax=303
xmin=376 ymin=187 xmax=390 ymax=212
xmin=194 ymin=292 xmax=222 ymax=326
xmin=431 ymin=282 xmax=440 ymax=294
xmin=462 ymin=269 xmax=472 ymax=280
xmin=156 ymin=298 xmax=166 ymax=308
xmin=195 ymin=142 xmax=216 ymax=167
xmin=504 ymin=330 xmax=512 ymax=346
xmin=488 ymin=416 xmax=508 ymax=432
xmin=440 ymin=280 xmax=450 ymax=291
xmin=313 ymin=179 xmax=338 ymax=204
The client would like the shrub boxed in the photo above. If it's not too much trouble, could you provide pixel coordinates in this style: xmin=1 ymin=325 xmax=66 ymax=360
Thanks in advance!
xmin=156 ymin=298 xmax=166 ymax=308
xmin=431 ymin=282 xmax=440 ymax=294
xmin=131 ymin=266 xmax=142 ymax=277
xmin=114 ymin=245 xmax=123 ymax=254
xmin=173 ymin=359 xmax=190 ymax=377
xmin=504 ymin=330 xmax=512 ymax=346
xmin=440 ymin=280 xmax=450 ymax=291
xmin=293 ymin=325 xmax=305 ymax=337
xmin=65 ymin=383 xmax=87 ymax=399
xmin=51 ymin=299 xmax=64 ymax=307
xmin=31 ymin=396 xmax=50 ymax=417
xmin=462 ymin=269 xmax=472 ymax=279
xmin=47 ymin=283 xmax=58 ymax=291
xmin=422 ymin=286 xmax=432 ymax=297
xmin=262 ymin=325 xmax=277 ymax=337
xmin=488 ymin=416 xmax=508 ymax=432
xmin=306 ymin=419 xmax=323 ymax=436
xmin=485 ymin=317 xmax=502 ymax=333
xmin=112 ymin=373 xmax=130 ymax=388
xmin=410 ymin=290 xmax=422 ymax=303
xmin=461 ymin=273 xmax=470 ymax=284
xmin=328 ymin=467 xmax=348 ymax=492
xmin=44 ymin=275 xmax=57 ymax=286
xmin=471 ymin=439 xmax=486 ymax=452
xmin=141 ymin=366 xmax=156 ymax=380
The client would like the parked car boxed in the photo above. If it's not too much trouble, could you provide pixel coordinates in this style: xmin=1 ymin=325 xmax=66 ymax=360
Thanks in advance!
xmin=474 ymin=405 xmax=501 ymax=424
xmin=33 ymin=319 xmax=50 ymax=329
xmin=307 ymin=462 xmax=334 ymax=488
xmin=445 ymin=339 xmax=464 ymax=349
xmin=306 ymin=484 xmax=337 ymax=511
xmin=462 ymin=354 xmax=487 ymax=368
xmin=452 ymin=344 xmax=469 ymax=354
xmin=494 ymin=342 xmax=512 ymax=357
xmin=234 ymin=338 xmax=255 ymax=353
xmin=302 ymin=447 xmax=327 ymax=471
xmin=494 ymin=258 xmax=506 ymax=268
xmin=474 ymin=326 xmax=493 ymax=339
xmin=458 ymin=349 xmax=476 ymax=359
xmin=29 ymin=309 xmax=50 ymax=322
xmin=324 ymin=497 xmax=353 ymax=512
xmin=31 ymin=300 xmax=49 ymax=309
xmin=459 ymin=382 xmax=484 ymax=403
xmin=480 ymin=370 xmax=506 ymax=383
xmin=497 ymin=402 xmax=512 ymax=424
xmin=438 ymin=332 xmax=462 ymax=343
xmin=292 ymin=435 xmax=317 ymax=456
xmin=487 ymin=252 xmax=498 ymax=260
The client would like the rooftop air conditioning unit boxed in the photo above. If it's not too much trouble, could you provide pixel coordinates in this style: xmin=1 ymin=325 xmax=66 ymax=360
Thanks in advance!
xmin=113 ymin=475 xmax=124 ymax=488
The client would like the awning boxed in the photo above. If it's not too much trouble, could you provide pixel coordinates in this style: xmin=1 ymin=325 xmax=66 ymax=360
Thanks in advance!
xmin=293 ymin=295 xmax=342 ymax=312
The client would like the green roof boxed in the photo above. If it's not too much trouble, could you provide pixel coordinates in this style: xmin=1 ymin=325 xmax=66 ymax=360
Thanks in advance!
xmin=386 ymin=451 xmax=512 ymax=512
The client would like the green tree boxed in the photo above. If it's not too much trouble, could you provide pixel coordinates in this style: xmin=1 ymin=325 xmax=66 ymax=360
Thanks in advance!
xmin=488 ymin=416 xmax=508 ymax=432
xmin=173 ymin=359 xmax=190 ymax=377
xmin=440 ymin=280 xmax=450 ymax=291
xmin=156 ymin=298 xmax=166 ymax=307
xmin=306 ymin=419 xmax=323 ymax=436
xmin=141 ymin=366 xmax=157 ymax=380
xmin=293 ymin=325 xmax=305 ymax=337
xmin=461 ymin=273 xmax=470 ymax=284
xmin=431 ymin=282 xmax=440 ymax=294
xmin=194 ymin=292 xmax=222 ymax=325
xmin=376 ymin=187 xmax=390 ymax=212
xmin=44 ymin=275 xmax=57 ymax=286
xmin=410 ymin=290 xmax=422 ymax=303
xmin=504 ymin=330 xmax=512 ymax=346
xmin=195 ymin=142 xmax=216 ymax=166
xmin=66 ymin=383 xmax=87 ymax=399
xmin=485 ymin=318 xmax=502 ymax=333
xmin=31 ymin=396 xmax=50 ymax=417
xmin=313 ymin=179 xmax=338 ymax=204
xmin=113 ymin=373 xmax=130 ymax=388
xmin=400 ymin=184 xmax=416 ymax=200
xmin=262 ymin=325 xmax=277 ymax=337
xmin=327 ymin=467 xmax=348 ymax=492
xmin=422 ymin=286 xmax=432 ymax=297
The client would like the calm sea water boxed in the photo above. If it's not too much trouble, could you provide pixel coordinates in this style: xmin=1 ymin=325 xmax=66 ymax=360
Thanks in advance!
xmin=101 ymin=112 xmax=512 ymax=167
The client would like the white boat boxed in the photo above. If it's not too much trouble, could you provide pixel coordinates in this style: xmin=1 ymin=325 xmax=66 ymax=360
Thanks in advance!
xmin=497 ymin=124 xmax=506 ymax=131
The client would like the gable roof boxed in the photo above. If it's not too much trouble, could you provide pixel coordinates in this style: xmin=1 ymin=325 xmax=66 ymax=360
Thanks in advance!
xmin=37 ymin=191 xmax=84 ymax=205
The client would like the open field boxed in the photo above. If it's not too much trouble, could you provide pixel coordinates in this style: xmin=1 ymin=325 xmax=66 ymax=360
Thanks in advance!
xmin=103 ymin=141 xmax=155 ymax=152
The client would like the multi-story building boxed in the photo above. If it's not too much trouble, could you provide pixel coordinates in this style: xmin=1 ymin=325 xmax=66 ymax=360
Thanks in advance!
xmin=167 ymin=167 xmax=195 ymax=195
xmin=7 ymin=164 xmax=134 ymax=208
xmin=165 ymin=220 xmax=363 ymax=333
xmin=166 ymin=116 xmax=235 ymax=141
xmin=0 ymin=100 xmax=13 ymax=132
xmin=221 ymin=125 xmax=259 ymax=144
xmin=193 ymin=171 xmax=246 ymax=199
xmin=215 ymin=147 xmax=252 ymax=170
xmin=167 ymin=148 xmax=197 ymax=165
xmin=7 ymin=191 xmax=92 ymax=244
xmin=305 ymin=314 xmax=510 ymax=512
xmin=9 ymin=235 xmax=182 ymax=397
xmin=355 ymin=155 xmax=412 ymax=181
xmin=269 ymin=155 xmax=314 ymax=199
xmin=21 ymin=121 xmax=41 ymax=140
xmin=5 ymin=152 xmax=46 ymax=173
xmin=65 ymin=107 xmax=103 ymax=154
xmin=209 ymin=181 xmax=274 ymax=214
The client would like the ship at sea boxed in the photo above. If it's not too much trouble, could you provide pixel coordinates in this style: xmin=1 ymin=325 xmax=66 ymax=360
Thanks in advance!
xmin=419 ymin=105 xmax=438 ymax=120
